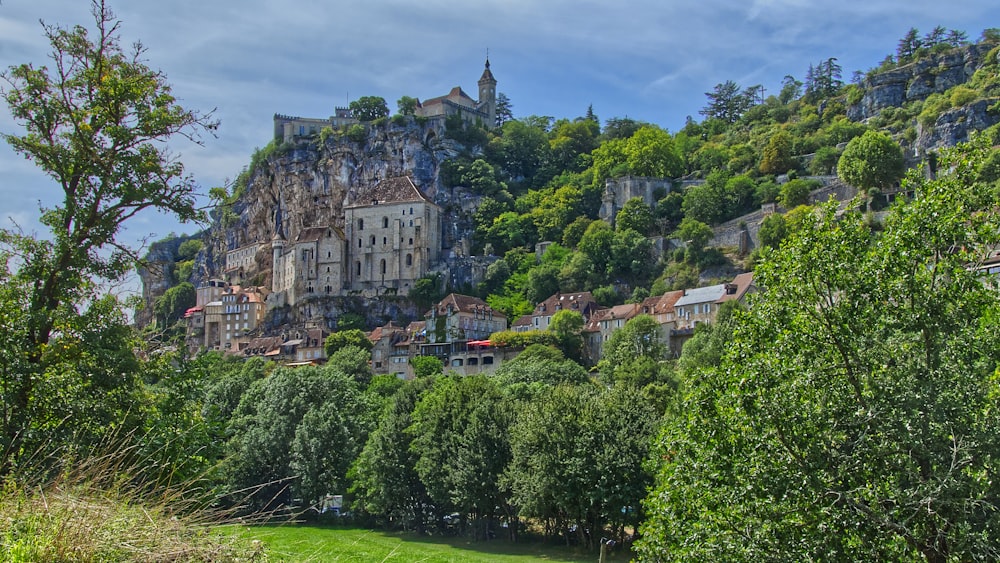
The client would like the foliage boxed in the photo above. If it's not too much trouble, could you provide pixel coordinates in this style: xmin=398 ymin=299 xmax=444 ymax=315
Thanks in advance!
xmin=700 ymin=80 xmax=759 ymax=123
xmin=154 ymin=281 xmax=195 ymax=327
xmin=396 ymin=95 xmax=418 ymax=116
xmin=410 ymin=375 xmax=514 ymax=540
xmin=837 ymin=130 xmax=905 ymax=192
xmin=324 ymin=329 xmax=373 ymax=356
xmin=759 ymin=130 xmax=795 ymax=175
xmin=757 ymin=213 xmax=789 ymax=249
xmin=639 ymin=134 xmax=1000 ymax=561
xmin=410 ymin=355 xmax=444 ymax=378
xmin=489 ymin=330 xmax=558 ymax=349
xmin=598 ymin=314 xmax=666 ymax=384
xmin=349 ymin=96 xmax=389 ymax=121
xmin=224 ymin=365 xmax=370 ymax=510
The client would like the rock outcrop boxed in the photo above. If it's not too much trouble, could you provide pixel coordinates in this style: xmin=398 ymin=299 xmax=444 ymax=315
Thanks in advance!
xmin=847 ymin=44 xmax=995 ymax=122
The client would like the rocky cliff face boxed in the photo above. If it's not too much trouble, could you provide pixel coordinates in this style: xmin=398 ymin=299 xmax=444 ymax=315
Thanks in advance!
xmin=848 ymin=44 xmax=993 ymax=122
xmin=847 ymin=43 xmax=1000 ymax=154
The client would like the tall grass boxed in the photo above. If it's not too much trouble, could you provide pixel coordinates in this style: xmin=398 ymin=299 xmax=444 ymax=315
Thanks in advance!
xmin=0 ymin=437 xmax=266 ymax=562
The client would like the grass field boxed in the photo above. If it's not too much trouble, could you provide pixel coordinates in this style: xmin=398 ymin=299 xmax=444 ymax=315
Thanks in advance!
xmin=238 ymin=524 xmax=631 ymax=562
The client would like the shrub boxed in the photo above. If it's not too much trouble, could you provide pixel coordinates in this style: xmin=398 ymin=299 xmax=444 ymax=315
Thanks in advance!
xmin=949 ymin=86 xmax=978 ymax=107
xmin=918 ymin=93 xmax=951 ymax=128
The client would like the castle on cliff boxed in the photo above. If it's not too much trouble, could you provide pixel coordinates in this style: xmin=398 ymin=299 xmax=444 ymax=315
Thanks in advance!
xmin=273 ymin=59 xmax=497 ymax=142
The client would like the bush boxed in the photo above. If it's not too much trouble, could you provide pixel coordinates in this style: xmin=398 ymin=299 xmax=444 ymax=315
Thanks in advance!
xmin=949 ymin=86 xmax=978 ymax=107
xmin=346 ymin=124 xmax=368 ymax=143
xmin=919 ymin=93 xmax=951 ymax=128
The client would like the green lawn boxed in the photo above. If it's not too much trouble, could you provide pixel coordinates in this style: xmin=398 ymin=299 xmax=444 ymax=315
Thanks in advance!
xmin=237 ymin=524 xmax=629 ymax=562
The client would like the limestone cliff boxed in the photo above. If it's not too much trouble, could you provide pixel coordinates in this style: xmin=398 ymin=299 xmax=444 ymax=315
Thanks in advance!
xmin=847 ymin=43 xmax=1000 ymax=153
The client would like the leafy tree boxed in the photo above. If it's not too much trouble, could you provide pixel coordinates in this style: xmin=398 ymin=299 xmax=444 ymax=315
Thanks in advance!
xmin=410 ymin=375 xmax=515 ymax=539
xmin=177 ymin=239 xmax=204 ymax=261
xmin=408 ymin=272 xmax=444 ymax=312
xmin=153 ymin=281 xmax=195 ymax=327
xmin=410 ymin=355 xmax=443 ymax=378
xmin=837 ymin=130 xmax=905 ymax=204
xmin=681 ymin=169 xmax=729 ymax=224
xmin=350 ymin=377 xmax=436 ymax=531
xmin=615 ymin=197 xmax=654 ymax=234
xmin=327 ymin=345 xmax=374 ymax=387
xmin=757 ymin=213 xmax=789 ymax=249
xmin=759 ymin=130 xmax=795 ymax=175
xmin=324 ymin=328 xmax=373 ymax=356
xmin=625 ymin=126 xmax=684 ymax=178
xmin=809 ymin=145 xmax=841 ymax=175
xmin=609 ymin=228 xmax=655 ymax=282
xmin=673 ymin=217 xmax=714 ymax=251
xmin=525 ymin=262 xmax=561 ymax=305
xmin=349 ymin=96 xmax=389 ymax=121
xmin=640 ymin=134 xmax=1000 ymax=561
xmin=0 ymin=1 xmax=216 ymax=468
xmin=598 ymin=314 xmax=666 ymax=383
xmin=337 ymin=311 xmax=367 ymax=331
xmin=577 ymin=220 xmax=614 ymax=276
xmin=548 ymin=309 xmax=585 ymax=362
xmin=778 ymin=75 xmax=802 ymax=104
xmin=225 ymin=366 xmax=369 ymax=510
xmin=778 ymin=178 xmax=815 ymax=208
xmin=396 ymin=95 xmax=418 ymax=116
xmin=492 ymin=118 xmax=551 ymax=189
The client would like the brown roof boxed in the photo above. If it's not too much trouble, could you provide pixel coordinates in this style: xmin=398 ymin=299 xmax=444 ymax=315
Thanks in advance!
xmin=419 ymin=86 xmax=477 ymax=108
xmin=295 ymin=226 xmax=345 ymax=243
xmin=348 ymin=176 xmax=432 ymax=207
xmin=427 ymin=293 xmax=503 ymax=320
xmin=642 ymin=290 xmax=685 ymax=315
xmin=512 ymin=314 xmax=533 ymax=328
xmin=533 ymin=292 xmax=599 ymax=318
xmin=716 ymin=272 xmax=755 ymax=303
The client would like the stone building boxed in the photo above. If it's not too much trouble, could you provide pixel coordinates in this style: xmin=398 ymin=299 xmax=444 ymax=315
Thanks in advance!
xmin=344 ymin=176 xmax=441 ymax=296
xmin=202 ymin=285 xmax=267 ymax=352
xmin=270 ymin=226 xmax=347 ymax=306
xmin=599 ymin=175 xmax=674 ymax=226
xmin=414 ymin=59 xmax=497 ymax=128
xmin=273 ymin=59 xmax=497 ymax=143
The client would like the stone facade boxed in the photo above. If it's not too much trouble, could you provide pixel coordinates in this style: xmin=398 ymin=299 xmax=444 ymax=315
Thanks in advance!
xmin=273 ymin=60 xmax=497 ymax=143
xmin=600 ymin=175 xmax=673 ymax=226
xmin=344 ymin=176 xmax=441 ymax=296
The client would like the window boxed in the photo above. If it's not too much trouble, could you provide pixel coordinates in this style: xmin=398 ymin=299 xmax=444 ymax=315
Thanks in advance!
xmin=482 ymin=356 xmax=494 ymax=365
xmin=382 ymin=216 xmax=389 ymax=228
xmin=358 ymin=218 xmax=364 ymax=230
xmin=468 ymin=357 xmax=479 ymax=366
xmin=358 ymin=238 xmax=362 ymax=248
xmin=370 ymin=235 xmax=376 ymax=245
xmin=380 ymin=259 xmax=387 ymax=275
xmin=356 ymin=261 xmax=361 ymax=275
xmin=409 ymin=207 xmax=414 ymax=215
xmin=409 ymin=220 xmax=413 ymax=227
xmin=409 ymin=238 xmax=413 ymax=245
xmin=405 ymin=254 xmax=413 ymax=266
xmin=451 ymin=358 xmax=464 ymax=367
xmin=383 ymin=236 xmax=387 ymax=245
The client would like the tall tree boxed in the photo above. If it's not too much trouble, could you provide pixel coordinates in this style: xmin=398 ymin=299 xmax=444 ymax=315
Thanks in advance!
xmin=495 ymin=92 xmax=513 ymax=127
xmin=0 ymin=0 xmax=216 ymax=468
xmin=700 ymin=80 xmax=756 ymax=123
xmin=639 ymin=133 xmax=1000 ymax=562
xmin=837 ymin=129 xmax=905 ymax=207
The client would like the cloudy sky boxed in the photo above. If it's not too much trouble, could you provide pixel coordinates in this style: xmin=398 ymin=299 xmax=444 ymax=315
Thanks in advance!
xmin=0 ymin=0 xmax=996 ymax=279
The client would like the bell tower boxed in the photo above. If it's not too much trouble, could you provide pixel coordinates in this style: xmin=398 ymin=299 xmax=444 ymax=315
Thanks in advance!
xmin=478 ymin=57 xmax=497 ymax=128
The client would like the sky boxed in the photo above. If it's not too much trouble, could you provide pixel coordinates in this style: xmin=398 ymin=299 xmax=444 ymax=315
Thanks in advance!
xmin=0 ymin=0 xmax=996 ymax=294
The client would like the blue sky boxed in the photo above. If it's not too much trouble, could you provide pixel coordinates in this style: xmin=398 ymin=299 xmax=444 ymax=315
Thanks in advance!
xmin=0 ymin=0 xmax=996 ymax=290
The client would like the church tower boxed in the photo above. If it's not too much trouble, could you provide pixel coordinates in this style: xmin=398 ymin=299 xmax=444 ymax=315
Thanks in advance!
xmin=478 ymin=58 xmax=497 ymax=128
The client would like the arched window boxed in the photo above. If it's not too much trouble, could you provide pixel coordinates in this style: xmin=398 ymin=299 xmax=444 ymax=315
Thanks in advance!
xmin=405 ymin=253 xmax=412 ymax=266
xmin=370 ymin=235 xmax=376 ymax=245
xmin=358 ymin=238 xmax=362 ymax=248
xmin=358 ymin=218 xmax=364 ymax=230
xmin=382 ymin=216 xmax=389 ymax=228
xmin=380 ymin=259 xmax=387 ymax=275
xmin=356 ymin=261 xmax=361 ymax=275
xmin=383 ymin=236 xmax=387 ymax=245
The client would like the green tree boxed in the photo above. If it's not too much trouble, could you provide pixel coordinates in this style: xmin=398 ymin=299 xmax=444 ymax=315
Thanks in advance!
xmin=153 ymin=281 xmax=195 ymax=327
xmin=0 ymin=2 xmax=216 ymax=468
xmin=349 ymin=96 xmax=389 ymax=121
xmin=700 ymin=80 xmax=757 ymax=123
xmin=396 ymin=95 xmax=418 ymax=116
xmin=410 ymin=355 xmax=443 ymax=378
xmin=577 ymin=220 xmax=614 ymax=276
xmin=757 ymin=213 xmax=789 ymax=249
xmin=625 ymin=126 xmax=684 ymax=178
xmin=759 ymin=130 xmax=795 ymax=175
xmin=350 ymin=377 xmax=436 ymax=531
xmin=598 ymin=314 xmax=665 ymax=384
xmin=548 ymin=309 xmax=585 ymax=362
xmin=640 ymin=134 xmax=1000 ymax=561
xmin=615 ymin=197 xmax=654 ymax=234
xmin=324 ymin=329 xmax=373 ymax=356
xmin=838 ymin=130 xmax=905 ymax=209
xmin=495 ymin=92 xmax=513 ymax=127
